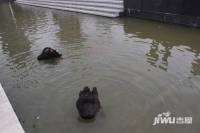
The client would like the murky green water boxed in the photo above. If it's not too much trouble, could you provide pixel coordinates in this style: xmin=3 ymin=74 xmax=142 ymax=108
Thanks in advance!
xmin=0 ymin=3 xmax=200 ymax=133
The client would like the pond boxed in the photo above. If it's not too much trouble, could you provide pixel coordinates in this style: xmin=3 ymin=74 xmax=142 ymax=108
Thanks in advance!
xmin=0 ymin=3 xmax=200 ymax=133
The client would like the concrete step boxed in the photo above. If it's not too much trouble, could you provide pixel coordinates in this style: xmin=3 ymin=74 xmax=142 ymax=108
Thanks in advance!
xmin=33 ymin=0 xmax=124 ymax=5
xmin=30 ymin=0 xmax=123 ymax=9
xmin=16 ymin=0 xmax=124 ymax=17
xmin=16 ymin=1 xmax=120 ymax=17
xmin=17 ymin=0 xmax=123 ymax=13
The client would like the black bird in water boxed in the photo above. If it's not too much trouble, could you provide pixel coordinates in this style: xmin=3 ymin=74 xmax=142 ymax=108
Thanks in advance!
xmin=37 ymin=47 xmax=62 ymax=60
xmin=76 ymin=87 xmax=101 ymax=120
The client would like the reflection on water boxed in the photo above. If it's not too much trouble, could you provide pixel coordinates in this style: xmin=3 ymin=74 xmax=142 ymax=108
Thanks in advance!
xmin=0 ymin=3 xmax=200 ymax=133
xmin=123 ymin=18 xmax=200 ymax=74
xmin=146 ymin=41 xmax=172 ymax=71
xmin=192 ymin=58 xmax=200 ymax=75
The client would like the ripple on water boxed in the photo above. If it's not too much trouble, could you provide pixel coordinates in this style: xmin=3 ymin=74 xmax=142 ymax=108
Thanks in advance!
xmin=0 ymin=3 xmax=200 ymax=133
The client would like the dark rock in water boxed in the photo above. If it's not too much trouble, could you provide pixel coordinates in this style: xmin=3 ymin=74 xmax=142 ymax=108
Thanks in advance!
xmin=37 ymin=47 xmax=62 ymax=60
xmin=76 ymin=87 xmax=101 ymax=120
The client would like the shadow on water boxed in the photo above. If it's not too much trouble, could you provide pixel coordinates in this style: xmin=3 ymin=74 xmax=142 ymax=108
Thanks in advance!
xmin=77 ymin=117 xmax=96 ymax=123
xmin=38 ymin=58 xmax=62 ymax=65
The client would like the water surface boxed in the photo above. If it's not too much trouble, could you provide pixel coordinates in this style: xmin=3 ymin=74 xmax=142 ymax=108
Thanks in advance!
xmin=0 ymin=3 xmax=200 ymax=133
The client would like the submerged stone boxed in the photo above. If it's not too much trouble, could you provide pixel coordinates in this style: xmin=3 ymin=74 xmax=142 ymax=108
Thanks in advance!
xmin=76 ymin=87 xmax=101 ymax=120
xmin=37 ymin=47 xmax=62 ymax=60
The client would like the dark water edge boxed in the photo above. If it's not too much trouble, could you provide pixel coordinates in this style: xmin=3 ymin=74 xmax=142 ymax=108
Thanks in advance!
xmin=0 ymin=0 xmax=15 ymax=3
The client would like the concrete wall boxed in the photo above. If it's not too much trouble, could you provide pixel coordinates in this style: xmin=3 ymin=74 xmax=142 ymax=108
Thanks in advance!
xmin=124 ymin=0 xmax=200 ymax=27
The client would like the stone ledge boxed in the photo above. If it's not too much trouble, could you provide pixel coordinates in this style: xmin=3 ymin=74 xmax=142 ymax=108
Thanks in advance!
xmin=0 ymin=84 xmax=25 ymax=133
